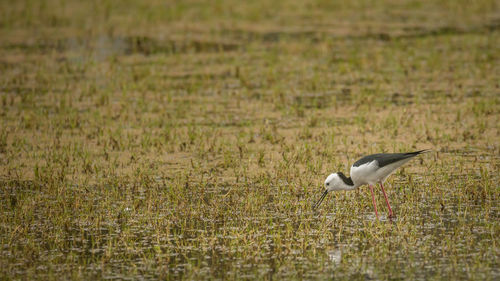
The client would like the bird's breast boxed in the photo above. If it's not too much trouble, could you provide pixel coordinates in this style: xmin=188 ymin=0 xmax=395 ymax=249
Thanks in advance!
xmin=350 ymin=161 xmax=378 ymax=186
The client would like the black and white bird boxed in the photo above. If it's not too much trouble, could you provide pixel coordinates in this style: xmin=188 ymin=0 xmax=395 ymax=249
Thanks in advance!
xmin=313 ymin=150 xmax=430 ymax=219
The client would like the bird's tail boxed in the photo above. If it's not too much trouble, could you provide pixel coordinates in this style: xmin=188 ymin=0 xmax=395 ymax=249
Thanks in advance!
xmin=410 ymin=149 xmax=432 ymax=155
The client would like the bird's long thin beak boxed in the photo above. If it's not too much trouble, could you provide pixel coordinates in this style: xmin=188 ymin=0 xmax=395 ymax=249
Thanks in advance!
xmin=313 ymin=190 xmax=329 ymax=209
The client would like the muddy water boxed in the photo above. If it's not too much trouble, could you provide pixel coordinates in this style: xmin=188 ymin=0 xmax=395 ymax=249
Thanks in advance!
xmin=1 ymin=174 xmax=497 ymax=280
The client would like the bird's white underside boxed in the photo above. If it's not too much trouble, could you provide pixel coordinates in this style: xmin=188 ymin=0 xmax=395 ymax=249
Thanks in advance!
xmin=350 ymin=158 xmax=413 ymax=187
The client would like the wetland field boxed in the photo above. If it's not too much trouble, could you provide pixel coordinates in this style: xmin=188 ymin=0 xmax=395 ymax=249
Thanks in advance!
xmin=0 ymin=0 xmax=499 ymax=280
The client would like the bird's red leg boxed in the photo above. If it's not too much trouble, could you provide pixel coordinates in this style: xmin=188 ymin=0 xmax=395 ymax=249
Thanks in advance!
xmin=380 ymin=182 xmax=393 ymax=218
xmin=369 ymin=185 xmax=379 ymax=220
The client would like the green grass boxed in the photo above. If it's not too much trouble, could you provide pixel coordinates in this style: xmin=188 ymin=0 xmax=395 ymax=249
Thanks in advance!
xmin=0 ymin=0 xmax=499 ymax=280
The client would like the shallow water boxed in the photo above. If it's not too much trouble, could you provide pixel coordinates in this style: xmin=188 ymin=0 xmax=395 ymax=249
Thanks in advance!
xmin=1 ymin=174 xmax=497 ymax=280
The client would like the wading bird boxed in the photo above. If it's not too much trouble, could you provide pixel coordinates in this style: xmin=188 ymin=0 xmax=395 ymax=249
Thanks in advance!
xmin=313 ymin=150 xmax=429 ymax=219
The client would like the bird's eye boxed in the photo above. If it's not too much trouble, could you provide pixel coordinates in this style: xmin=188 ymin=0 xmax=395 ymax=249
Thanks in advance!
xmin=326 ymin=183 xmax=330 ymax=186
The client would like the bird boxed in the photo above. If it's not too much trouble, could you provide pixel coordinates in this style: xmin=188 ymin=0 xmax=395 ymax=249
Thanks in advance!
xmin=313 ymin=150 xmax=430 ymax=219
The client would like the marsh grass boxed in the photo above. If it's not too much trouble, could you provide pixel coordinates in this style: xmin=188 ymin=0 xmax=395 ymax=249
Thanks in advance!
xmin=1 ymin=0 xmax=499 ymax=280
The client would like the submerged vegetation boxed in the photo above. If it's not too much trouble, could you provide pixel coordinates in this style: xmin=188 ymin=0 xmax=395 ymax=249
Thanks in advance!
xmin=0 ymin=0 xmax=499 ymax=279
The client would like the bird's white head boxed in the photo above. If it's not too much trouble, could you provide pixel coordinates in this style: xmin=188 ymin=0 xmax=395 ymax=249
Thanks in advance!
xmin=324 ymin=173 xmax=344 ymax=191
xmin=313 ymin=172 xmax=355 ymax=209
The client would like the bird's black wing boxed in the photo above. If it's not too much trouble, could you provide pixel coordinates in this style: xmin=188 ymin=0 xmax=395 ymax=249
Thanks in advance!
xmin=352 ymin=150 xmax=429 ymax=168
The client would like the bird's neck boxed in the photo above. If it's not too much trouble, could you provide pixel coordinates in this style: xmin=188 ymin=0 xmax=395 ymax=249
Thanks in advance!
xmin=339 ymin=180 xmax=359 ymax=191
xmin=337 ymin=173 xmax=359 ymax=190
